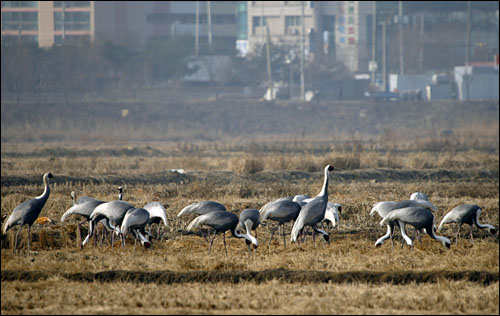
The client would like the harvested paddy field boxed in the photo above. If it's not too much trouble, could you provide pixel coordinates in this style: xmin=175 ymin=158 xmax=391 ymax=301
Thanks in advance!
xmin=1 ymin=141 xmax=499 ymax=314
xmin=1 ymin=99 xmax=499 ymax=314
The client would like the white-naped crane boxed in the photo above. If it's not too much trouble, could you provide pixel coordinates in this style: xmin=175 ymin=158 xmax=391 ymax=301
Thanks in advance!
xmin=187 ymin=210 xmax=258 ymax=255
xmin=291 ymin=194 xmax=311 ymax=207
xmin=118 ymin=186 xmax=123 ymax=200
xmin=61 ymin=191 xmax=105 ymax=248
xmin=120 ymin=207 xmax=151 ymax=251
xmin=3 ymin=172 xmax=53 ymax=253
xmin=410 ymin=192 xmax=429 ymax=201
xmin=438 ymin=204 xmax=497 ymax=245
xmin=380 ymin=206 xmax=451 ymax=249
xmin=82 ymin=200 xmax=134 ymax=249
xmin=238 ymin=208 xmax=260 ymax=254
xmin=177 ymin=200 xmax=227 ymax=217
xmin=71 ymin=191 xmax=96 ymax=204
xmin=259 ymin=199 xmax=301 ymax=248
xmin=143 ymin=201 xmax=168 ymax=240
xmin=370 ymin=199 xmax=437 ymax=248
xmin=291 ymin=165 xmax=334 ymax=245
xmin=323 ymin=202 xmax=342 ymax=231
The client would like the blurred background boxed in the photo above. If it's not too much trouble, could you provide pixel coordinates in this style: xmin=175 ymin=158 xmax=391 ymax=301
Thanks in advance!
xmin=1 ymin=1 xmax=499 ymax=147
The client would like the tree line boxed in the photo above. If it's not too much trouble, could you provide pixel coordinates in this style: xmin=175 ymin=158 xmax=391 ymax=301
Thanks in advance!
xmin=1 ymin=35 xmax=352 ymax=104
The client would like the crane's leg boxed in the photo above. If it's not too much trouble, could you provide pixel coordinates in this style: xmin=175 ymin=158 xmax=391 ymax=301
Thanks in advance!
xmin=27 ymin=225 xmax=32 ymax=252
xmin=14 ymin=225 xmax=22 ymax=253
xmin=399 ymin=221 xmax=413 ymax=249
xmin=469 ymin=225 xmax=474 ymax=244
xmin=389 ymin=222 xmax=395 ymax=249
xmin=133 ymin=231 xmax=138 ymax=255
xmin=77 ymin=223 xmax=82 ymax=248
xmin=93 ymin=223 xmax=98 ymax=247
xmin=268 ymin=224 xmax=279 ymax=246
xmin=208 ymin=231 xmax=217 ymax=255
xmin=223 ymin=232 xmax=228 ymax=256
xmin=455 ymin=224 xmax=461 ymax=245
xmin=111 ymin=230 xmax=115 ymax=249
xmin=282 ymin=224 xmax=286 ymax=248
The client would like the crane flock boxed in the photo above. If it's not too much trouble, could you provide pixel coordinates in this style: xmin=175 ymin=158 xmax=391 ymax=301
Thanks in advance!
xmin=2 ymin=168 xmax=498 ymax=255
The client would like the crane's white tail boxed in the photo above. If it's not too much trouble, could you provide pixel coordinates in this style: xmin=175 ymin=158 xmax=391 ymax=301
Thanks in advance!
xmin=187 ymin=214 xmax=207 ymax=231
xmin=60 ymin=206 xmax=79 ymax=223
xmin=369 ymin=202 xmax=385 ymax=216
xmin=177 ymin=203 xmax=195 ymax=217
xmin=379 ymin=212 xmax=397 ymax=227
xmin=3 ymin=213 xmax=17 ymax=234
xmin=437 ymin=210 xmax=455 ymax=231
xmin=144 ymin=202 xmax=168 ymax=227
xmin=290 ymin=218 xmax=303 ymax=243
xmin=417 ymin=200 xmax=438 ymax=212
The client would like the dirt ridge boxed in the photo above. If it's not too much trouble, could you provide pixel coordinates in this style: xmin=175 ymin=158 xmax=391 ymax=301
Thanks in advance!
xmin=2 ymin=269 xmax=498 ymax=285
xmin=1 ymin=169 xmax=498 ymax=188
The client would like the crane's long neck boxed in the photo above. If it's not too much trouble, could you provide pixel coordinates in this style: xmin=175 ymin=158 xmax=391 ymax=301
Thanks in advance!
xmin=232 ymin=227 xmax=258 ymax=247
xmin=428 ymin=219 xmax=451 ymax=248
xmin=474 ymin=208 xmax=496 ymax=231
xmin=318 ymin=167 xmax=329 ymax=198
xmin=71 ymin=192 xmax=76 ymax=206
xmin=36 ymin=174 xmax=51 ymax=201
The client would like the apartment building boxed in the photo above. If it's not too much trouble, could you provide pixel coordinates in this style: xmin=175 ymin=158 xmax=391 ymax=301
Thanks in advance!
xmin=243 ymin=1 xmax=374 ymax=73
xmin=1 ymin=1 xmax=94 ymax=47
xmin=1 ymin=1 xmax=236 ymax=50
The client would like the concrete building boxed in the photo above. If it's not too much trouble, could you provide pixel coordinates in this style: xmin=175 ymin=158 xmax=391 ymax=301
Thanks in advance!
xmin=243 ymin=1 xmax=374 ymax=73
xmin=1 ymin=1 xmax=95 ymax=47
xmin=1 ymin=1 xmax=236 ymax=50
xmin=94 ymin=1 xmax=236 ymax=49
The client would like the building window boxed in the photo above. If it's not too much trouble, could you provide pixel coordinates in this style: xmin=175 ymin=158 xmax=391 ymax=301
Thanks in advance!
xmin=54 ymin=1 xmax=90 ymax=8
xmin=252 ymin=16 xmax=268 ymax=35
xmin=348 ymin=6 xmax=355 ymax=14
xmin=285 ymin=16 xmax=301 ymax=27
xmin=54 ymin=11 xmax=90 ymax=31
xmin=348 ymin=16 xmax=355 ymax=24
xmin=253 ymin=16 xmax=267 ymax=27
xmin=1 ymin=1 xmax=37 ymax=8
xmin=348 ymin=37 xmax=355 ymax=44
xmin=1 ymin=34 xmax=38 ymax=45
xmin=147 ymin=13 xmax=169 ymax=24
xmin=2 ymin=11 xmax=38 ymax=31
xmin=55 ymin=34 xmax=90 ymax=45
xmin=348 ymin=27 xmax=354 ymax=34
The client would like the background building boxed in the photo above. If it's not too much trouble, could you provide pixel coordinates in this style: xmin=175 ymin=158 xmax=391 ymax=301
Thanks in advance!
xmin=1 ymin=1 xmax=237 ymax=52
xmin=1 ymin=1 xmax=94 ymax=47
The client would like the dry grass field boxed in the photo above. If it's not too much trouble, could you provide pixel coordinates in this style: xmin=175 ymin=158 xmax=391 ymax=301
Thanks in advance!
xmin=1 ymin=99 xmax=499 ymax=314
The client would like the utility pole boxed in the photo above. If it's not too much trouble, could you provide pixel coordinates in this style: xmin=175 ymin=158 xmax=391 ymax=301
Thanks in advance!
xmin=207 ymin=1 xmax=212 ymax=53
xmin=62 ymin=1 xmax=66 ymax=42
xmin=465 ymin=0 xmax=471 ymax=100
xmin=261 ymin=1 xmax=265 ymax=44
xmin=300 ymin=0 xmax=305 ymax=101
xmin=195 ymin=1 xmax=199 ymax=56
xmin=419 ymin=13 xmax=424 ymax=72
xmin=398 ymin=1 xmax=404 ymax=75
xmin=266 ymin=25 xmax=273 ymax=100
xmin=371 ymin=1 xmax=377 ymax=85
xmin=382 ymin=20 xmax=387 ymax=92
